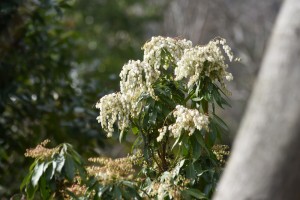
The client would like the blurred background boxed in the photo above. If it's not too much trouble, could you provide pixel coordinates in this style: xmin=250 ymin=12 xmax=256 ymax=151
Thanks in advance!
xmin=0 ymin=0 xmax=282 ymax=197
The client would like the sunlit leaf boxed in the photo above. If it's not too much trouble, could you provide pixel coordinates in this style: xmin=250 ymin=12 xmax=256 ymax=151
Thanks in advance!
xmin=31 ymin=162 xmax=44 ymax=187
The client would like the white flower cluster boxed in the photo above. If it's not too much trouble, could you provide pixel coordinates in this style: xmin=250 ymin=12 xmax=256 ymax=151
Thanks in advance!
xmin=96 ymin=36 xmax=235 ymax=137
xmin=167 ymin=105 xmax=209 ymax=139
xmin=143 ymin=36 xmax=192 ymax=71
xmin=175 ymin=38 xmax=235 ymax=88
xmin=144 ymin=171 xmax=184 ymax=200
xmin=97 ymin=37 xmax=193 ymax=136
xmin=95 ymin=93 xmax=129 ymax=137
xmin=119 ymin=60 xmax=150 ymax=116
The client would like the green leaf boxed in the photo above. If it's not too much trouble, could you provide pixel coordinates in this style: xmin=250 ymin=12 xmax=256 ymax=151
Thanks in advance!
xmin=191 ymin=136 xmax=201 ymax=161
xmin=183 ymin=188 xmax=207 ymax=199
xmin=31 ymin=162 xmax=44 ymax=187
xmin=201 ymin=100 xmax=209 ymax=113
xmin=149 ymin=110 xmax=157 ymax=125
xmin=45 ymin=161 xmax=56 ymax=181
xmin=20 ymin=170 xmax=33 ymax=191
xmin=186 ymin=162 xmax=196 ymax=181
xmin=172 ymin=133 xmax=183 ymax=150
xmin=121 ymin=181 xmax=135 ymax=188
xmin=43 ymin=161 xmax=51 ymax=173
xmin=207 ymin=128 xmax=217 ymax=146
xmin=131 ymin=135 xmax=143 ymax=152
xmin=204 ymin=184 xmax=213 ymax=196
xmin=113 ymin=186 xmax=122 ymax=200
xmin=212 ymin=89 xmax=231 ymax=108
xmin=63 ymin=154 xmax=76 ymax=180
xmin=197 ymin=170 xmax=209 ymax=178
xmin=55 ymin=154 xmax=65 ymax=173
xmin=212 ymin=114 xmax=229 ymax=131
xmin=142 ymin=104 xmax=151 ymax=128
xmin=29 ymin=159 xmax=39 ymax=171
xmin=180 ymin=143 xmax=189 ymax=157
xmin=26 ymin=182 xmax=37 ymax=200
xmin=177 ymin=134 xmax=190 ymax=157
xmin=77 ymin=164 xmax=87 ymax=180
xmin=39 ymin=176 xmax=51 ymax=199
xmin=195 ymin=132 xmax=209 ymax=154
xmin=119 ymin=130 xmax=127 ymax=143
xmin=192 ymin=97 xmax=203 ymax=102
xmin=131 ymin=126 xmax=139 ymax=135
xmin=193 ymin=161 xmax=201 ymax=173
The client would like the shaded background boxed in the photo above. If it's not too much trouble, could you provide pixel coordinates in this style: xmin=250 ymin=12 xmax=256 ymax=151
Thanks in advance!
xmin=0 ymin=0 xmax=282 ymax=197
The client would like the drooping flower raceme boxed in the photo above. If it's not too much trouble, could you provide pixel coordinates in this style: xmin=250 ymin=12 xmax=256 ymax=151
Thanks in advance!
xmin=143 ymin=36 xmax=192 ymax=72
xmin=119 ymin=60 xmax=150 ymax=115
xmin=95 ymin=93 xmax=129 ymax=137
xmin=175 ymin=38 xmax=235 ymax=88
xmin=167 ymin=105 xmax=209 ymax=139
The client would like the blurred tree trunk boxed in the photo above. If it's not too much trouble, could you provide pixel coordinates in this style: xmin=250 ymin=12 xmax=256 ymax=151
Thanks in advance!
xmin=213 ymin=0 xmax=300 ymax=199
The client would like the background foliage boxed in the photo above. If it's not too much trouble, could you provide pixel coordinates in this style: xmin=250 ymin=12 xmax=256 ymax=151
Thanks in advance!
xmin=0 ymin=0 xmax=161 ymax=197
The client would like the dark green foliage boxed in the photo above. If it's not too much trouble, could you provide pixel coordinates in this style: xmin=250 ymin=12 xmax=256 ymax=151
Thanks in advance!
xmin=0 ymin=0 xmax=161 ymax=197
xmin=71 ymin=0 xmax=162 ymax=95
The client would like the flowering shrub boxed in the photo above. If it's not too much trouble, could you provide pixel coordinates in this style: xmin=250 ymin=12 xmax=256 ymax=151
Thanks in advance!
xmin=20 ymin=36 xmax=238 ymax=199
xmin=94 ymin=36 xmax=238 ymax=199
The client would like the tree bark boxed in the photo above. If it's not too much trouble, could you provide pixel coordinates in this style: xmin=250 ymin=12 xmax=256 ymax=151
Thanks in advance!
xmin=213 ymin=0 xmax=300 ymax=199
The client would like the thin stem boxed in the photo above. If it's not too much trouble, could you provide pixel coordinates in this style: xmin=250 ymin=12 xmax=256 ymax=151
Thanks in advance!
xmin=150 ymin=146 xmax=163 ymax=172
xmin=161 ymin=142 xmax=168 ymax=171
xmin=155 ymin=130 xmax=169 ymax=172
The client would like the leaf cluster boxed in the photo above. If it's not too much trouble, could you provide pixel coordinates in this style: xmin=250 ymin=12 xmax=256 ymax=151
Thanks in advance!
xmin=20 ymin=143 xmax=86 ymax=200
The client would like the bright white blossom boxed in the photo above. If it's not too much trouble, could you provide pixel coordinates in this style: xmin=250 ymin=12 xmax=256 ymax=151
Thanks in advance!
xmin=143 ymin=36 xmax=192 ymax=71
xmin=119 ymin=60 xmax=150 ymax=116
xmin=168 ymin=105 xmax=209 ymax=138
xmin=157 ymin=126 xmax=168 ymax=142
xmin=95 ymin=93 xmax=129 ymax=137
xmin=175 ymin=38 xmax=235 ymax=88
